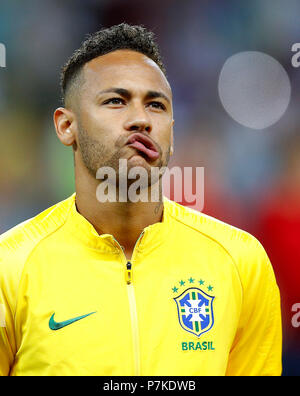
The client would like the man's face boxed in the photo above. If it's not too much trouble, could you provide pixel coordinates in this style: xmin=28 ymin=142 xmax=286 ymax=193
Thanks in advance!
xmin=74 ymin=49 xmax=174 ymax=183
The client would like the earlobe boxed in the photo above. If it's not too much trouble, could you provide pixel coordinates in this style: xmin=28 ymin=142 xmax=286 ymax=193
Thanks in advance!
xmin=170 ymin=119 xmax=174 ymax=156
xmin=61 ymin=127 xmax=75 ymax=146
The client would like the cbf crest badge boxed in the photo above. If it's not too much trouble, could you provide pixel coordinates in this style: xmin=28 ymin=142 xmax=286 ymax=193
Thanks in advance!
xmin=174 ymin=287 xmax=215 ymax=338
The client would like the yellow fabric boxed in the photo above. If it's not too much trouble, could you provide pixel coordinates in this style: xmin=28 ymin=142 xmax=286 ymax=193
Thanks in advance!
xmin=0 ymin=193 xmax=282 ymax=375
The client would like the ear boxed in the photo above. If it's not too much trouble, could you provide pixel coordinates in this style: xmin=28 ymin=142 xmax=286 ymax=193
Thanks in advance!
xmin=53 ymin=107 xmax=76 ymax=147
xmin=170 ymin=119 xmax=174 ymax=156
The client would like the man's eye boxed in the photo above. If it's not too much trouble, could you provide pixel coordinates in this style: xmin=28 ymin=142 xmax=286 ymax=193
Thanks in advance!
xmin=103 ymin=98 xmax=125 ymax=105
xmin=148 ymin=101 xmax=166 ymax=110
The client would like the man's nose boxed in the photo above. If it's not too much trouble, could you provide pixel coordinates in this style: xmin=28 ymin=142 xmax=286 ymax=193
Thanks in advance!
xmin=123 ymin=104 xmax=152 ymax=133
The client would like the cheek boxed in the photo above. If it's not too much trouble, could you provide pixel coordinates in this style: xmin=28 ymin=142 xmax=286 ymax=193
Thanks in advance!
xmin=80 ymin=113 xmax=124 ymax=149
xmin=79 ymin=107 xmax=114 ymax=134
xmin=155 ymin=121 xmax=172 ymax=147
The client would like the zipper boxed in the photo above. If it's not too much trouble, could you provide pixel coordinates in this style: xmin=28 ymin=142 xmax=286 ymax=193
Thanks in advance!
xmin=112 ymin=231 xmax=144 ymax=376
xmin=126 ymin=281 xmax=140 ymax=376
xmin=125 ymin=261 xmax=132 ymax=284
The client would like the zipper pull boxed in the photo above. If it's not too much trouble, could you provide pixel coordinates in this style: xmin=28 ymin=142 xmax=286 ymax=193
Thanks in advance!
xmin=125 ymin=261 xmax=132 ymax=285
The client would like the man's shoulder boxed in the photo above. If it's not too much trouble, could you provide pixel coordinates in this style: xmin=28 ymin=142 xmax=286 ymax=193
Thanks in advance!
xmin=0 ymin=194 xmax=75 ymax=272
xmin=164 ymin=198 xmax=269 ymax=268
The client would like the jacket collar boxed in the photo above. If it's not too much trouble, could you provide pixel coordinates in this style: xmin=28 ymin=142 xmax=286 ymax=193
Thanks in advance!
xmin=65 ymin=193 xmax=171 ymax=254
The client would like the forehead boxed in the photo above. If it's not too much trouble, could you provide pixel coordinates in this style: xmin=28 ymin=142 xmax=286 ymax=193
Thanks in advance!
xmin=82 ymin=49 xmax=172 ymax=98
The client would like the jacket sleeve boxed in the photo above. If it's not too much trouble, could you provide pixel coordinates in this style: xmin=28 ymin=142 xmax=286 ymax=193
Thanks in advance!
xmin=0 ymin=250 xmax=17 ymax=376
xmin=0 ymin=302 xmax=14 ymax=375
xmin=225 ymin=238 xmax=282 ymax=376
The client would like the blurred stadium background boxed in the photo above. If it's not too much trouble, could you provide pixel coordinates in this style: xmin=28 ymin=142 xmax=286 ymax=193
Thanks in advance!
xmin=0 ymin=0 xmax=299 ymax=375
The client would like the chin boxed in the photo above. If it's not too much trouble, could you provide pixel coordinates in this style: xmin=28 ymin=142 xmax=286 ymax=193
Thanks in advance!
xmin=127 ymin=153 xmax=153 ymax=168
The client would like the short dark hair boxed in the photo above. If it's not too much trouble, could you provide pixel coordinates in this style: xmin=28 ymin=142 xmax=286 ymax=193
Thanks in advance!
xmin=60 ymin=23 xmax=167 ymax=106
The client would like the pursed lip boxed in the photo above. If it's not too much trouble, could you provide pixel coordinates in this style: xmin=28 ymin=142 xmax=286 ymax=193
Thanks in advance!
xmin=125 ymin=132 xmax=160 ymax=160
xmin=126 ymin=132 xmax=159 ymax=154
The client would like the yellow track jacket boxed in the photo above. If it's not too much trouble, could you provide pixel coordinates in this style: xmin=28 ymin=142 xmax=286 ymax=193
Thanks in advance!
xmin=0 ymin=194 xmax=282 ymax=375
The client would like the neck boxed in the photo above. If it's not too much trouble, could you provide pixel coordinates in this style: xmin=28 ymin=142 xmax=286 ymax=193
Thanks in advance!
xmin=74 ymin=164 xmax=164 ymax=254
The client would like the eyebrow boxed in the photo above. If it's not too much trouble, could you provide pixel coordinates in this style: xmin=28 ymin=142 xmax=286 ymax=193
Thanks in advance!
xmin=97 ymin=87 xmax=171 ymax=104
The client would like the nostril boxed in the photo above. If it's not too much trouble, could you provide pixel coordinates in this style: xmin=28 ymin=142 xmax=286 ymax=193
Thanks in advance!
xmin=130 ymin=125 xmax=151 ymax=132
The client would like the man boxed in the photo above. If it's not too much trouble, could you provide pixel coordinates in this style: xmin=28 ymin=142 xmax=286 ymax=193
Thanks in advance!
xmin=0 ymin=23 xmax=281 ymax=376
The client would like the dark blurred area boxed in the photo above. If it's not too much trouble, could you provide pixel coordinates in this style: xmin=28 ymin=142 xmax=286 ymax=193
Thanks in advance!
xmin=0 ymin=0 xmax=299 ymax=375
